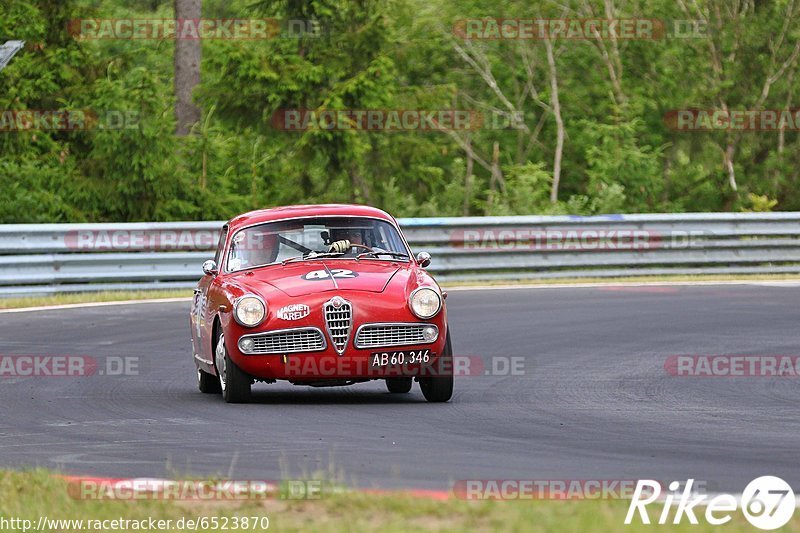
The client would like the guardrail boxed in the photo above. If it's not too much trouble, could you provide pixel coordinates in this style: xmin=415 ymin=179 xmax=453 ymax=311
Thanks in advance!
xmin=2 ymin=212 xmax=800 ymax=296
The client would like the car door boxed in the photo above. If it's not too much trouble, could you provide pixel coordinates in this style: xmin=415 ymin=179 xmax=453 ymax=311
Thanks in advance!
xmin=192 ymin=225 xmax=227 ymax=367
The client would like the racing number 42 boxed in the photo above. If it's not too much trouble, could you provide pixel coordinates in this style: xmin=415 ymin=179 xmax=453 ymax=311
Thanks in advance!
xmin=304 ymin=269 xmax=357 ymax=280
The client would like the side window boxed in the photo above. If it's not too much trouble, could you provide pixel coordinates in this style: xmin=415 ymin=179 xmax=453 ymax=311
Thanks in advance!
xmin=214 ymin=225 xmax=228 ymax=265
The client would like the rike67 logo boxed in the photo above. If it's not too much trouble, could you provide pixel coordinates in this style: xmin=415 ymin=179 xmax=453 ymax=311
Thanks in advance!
xmin=625 ymin=477 xmax=796 ymax=530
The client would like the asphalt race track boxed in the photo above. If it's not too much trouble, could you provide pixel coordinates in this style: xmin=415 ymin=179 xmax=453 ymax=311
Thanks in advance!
xmin=1 ymin=283 xmax=798 ymax=492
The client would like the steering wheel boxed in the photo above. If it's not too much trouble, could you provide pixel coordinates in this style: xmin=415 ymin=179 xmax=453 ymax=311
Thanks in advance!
xmin=328 ymin=239 xmax=374 ymax=254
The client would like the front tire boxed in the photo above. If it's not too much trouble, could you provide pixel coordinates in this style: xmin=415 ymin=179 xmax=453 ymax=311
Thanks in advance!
xmin=198 ymin=367 xmax=221 ymax=394
xmin=215 ymin=332 xmax=251 ymax=403
xmin=386 ymin=377 xmax=413 ymax=394
xmin=419 ymin=329 xmax=454 ymax=403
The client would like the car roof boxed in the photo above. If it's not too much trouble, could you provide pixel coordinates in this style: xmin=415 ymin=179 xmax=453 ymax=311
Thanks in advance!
xmin=226 ymin=204 xmax=397 ymax=232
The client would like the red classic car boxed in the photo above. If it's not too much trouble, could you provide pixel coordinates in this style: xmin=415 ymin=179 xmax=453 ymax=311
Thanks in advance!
xmin=190 ymin=204 xmax=453 ymax=403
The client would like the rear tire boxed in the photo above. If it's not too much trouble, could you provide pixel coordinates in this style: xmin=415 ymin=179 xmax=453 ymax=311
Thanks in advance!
xmin=198 ymin=368 xmax=221 ymax=394
xmin=216 ymin=332 xmax=251 ymax=404
xmin=386 ymin=377 xmax=413 ymax=394
xmin=420 ymin=329 xmax=454 ymax=403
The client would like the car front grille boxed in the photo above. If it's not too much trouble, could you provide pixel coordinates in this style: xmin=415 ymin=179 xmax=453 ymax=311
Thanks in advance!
xmin=241 ymin=328 xmax=326 ymax=354
xmin=324 ymin=297 xmax=352 ymax=354
xmin=355 ymin=323 xmax=438 ymax=349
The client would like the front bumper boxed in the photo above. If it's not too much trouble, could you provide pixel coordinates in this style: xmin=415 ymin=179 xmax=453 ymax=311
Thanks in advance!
xmin=227 ymin=324 xmax=448 ymax=380
xmin=222 ymin=289 xmax=448 ymax=380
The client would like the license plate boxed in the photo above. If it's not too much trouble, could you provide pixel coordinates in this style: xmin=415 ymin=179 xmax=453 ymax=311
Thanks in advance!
xmin=370 ymin=349 xmax=431 ymax=367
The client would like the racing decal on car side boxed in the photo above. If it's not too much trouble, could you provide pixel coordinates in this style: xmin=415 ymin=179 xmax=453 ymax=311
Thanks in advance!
xmin=276 ymin=303 xmax=311 ymax=320
xmin=302 ymin=269 xmax=359 ymax=280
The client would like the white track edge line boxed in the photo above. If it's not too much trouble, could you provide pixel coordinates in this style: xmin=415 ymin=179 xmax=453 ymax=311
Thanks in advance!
xmin=445 ymin=280 xmax=800 ymax=292
xmin=0 ymin=297 xmax=192 ymax=314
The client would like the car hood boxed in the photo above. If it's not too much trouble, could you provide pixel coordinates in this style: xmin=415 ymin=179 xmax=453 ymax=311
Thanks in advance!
xmin=240 ymin=261 xmax=406 ymax=297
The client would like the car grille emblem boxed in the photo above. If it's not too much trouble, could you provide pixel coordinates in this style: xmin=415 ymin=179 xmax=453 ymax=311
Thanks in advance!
xmin=324 ymin=297 xmax=352 ymax=355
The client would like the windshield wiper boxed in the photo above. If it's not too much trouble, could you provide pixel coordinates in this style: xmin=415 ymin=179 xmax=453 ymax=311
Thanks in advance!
xmin=355 ymin=251 xmax=410 ymax=261
xmin=281 ymin=251 xmax=345 ymax=265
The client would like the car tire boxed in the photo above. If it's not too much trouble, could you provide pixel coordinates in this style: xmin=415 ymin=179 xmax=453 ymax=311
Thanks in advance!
xmin=198 ymin=368 xmax=221 ymax=394
xmin=419 ymin=329 xmax=454 ymax=403
xmin=215 ymin=332 xmax=251 ymax=404
xmin=386 ymin=377 xmax=413 ymax=394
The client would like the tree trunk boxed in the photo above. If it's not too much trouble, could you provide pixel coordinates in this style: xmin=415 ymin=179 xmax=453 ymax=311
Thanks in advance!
xmin=544 ymin=37 xmax=564 ymax=204
xmin=174 ymin=0 xmax=201 ymax=136
xmin=487 ymin=142 xmax=502 ymax=212
xmin=723 ymin=142 xmax=737 ymax=192
xmin=349 ymin=165 xmax=371 ymax=204
xmin=775 ymin=67 xmax=795 ymax=198
xmin=464 ymin=135 xmax=474 ymax=216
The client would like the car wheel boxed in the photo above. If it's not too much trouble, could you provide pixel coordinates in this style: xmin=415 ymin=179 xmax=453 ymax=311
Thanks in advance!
xmin=198 ymin=367 xmax=221 ymax=394
xmin=419 ymin=329 xmax=453 ymax=403
xmin=386 ymin=377 xmax=413 ymax=394
xmin=215 ymin=332 xmax=251 ymax=404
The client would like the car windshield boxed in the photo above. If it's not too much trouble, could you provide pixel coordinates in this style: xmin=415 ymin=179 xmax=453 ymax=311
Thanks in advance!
xmin=226 ymin=216 xmax=410 ymax=272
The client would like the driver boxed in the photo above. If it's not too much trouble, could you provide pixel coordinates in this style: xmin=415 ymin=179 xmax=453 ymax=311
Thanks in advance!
xmin=328 ymin=227 xmax=365 ymax=254
xmin=228 ymin=230 xmax=279 ymax=271
xmin=327 ymin=227 xmax=390 ymax=256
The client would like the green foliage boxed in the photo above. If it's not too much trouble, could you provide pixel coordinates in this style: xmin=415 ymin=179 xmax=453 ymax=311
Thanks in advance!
xmin=580 ymin=119 xmax=665 ymax=212
xmin=488 ymin=163 xmax=553 ymax=216
xmin=742 ymin=193 xmax=778 ymax=213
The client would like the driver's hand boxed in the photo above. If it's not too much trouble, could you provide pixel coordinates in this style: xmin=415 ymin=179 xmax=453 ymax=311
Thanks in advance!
xmin=328 ymin=240 xmax=351 ymax=253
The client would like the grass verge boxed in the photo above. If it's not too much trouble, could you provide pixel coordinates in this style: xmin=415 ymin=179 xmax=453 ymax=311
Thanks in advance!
xmin=0 ymin=290 xmax=191 ymax=310
xmin=1 ymin=471 xmax=797 ymax=532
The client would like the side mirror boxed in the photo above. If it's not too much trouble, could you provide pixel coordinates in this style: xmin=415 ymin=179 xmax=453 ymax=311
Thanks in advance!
xmin=202 ymin=260 xmax=218 ymax=276
xmin=416 ymin=251 xmax=431 ymax=268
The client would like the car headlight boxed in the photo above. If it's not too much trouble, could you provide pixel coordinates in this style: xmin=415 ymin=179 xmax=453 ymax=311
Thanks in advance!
xmin=234 ymin=295 xmax=266 ymax=327
xmin=409 ymin=287 xmax=442 ymax=319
